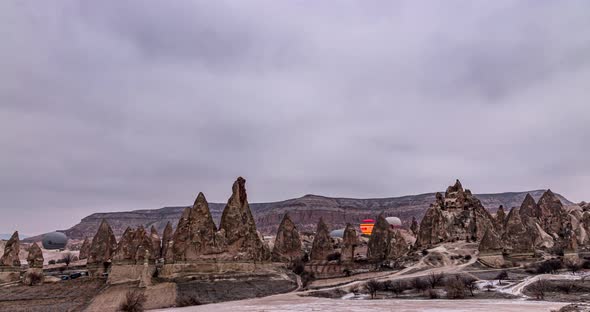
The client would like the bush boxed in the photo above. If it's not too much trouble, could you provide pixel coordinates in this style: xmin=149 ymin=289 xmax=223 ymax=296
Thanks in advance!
xmin=411 ymin=277 xmax=429 ymax=293
xmin=529 ymin=279 xmax=547 ymax=300
xmin=48 ymin=260 xmax=56 ymax=265
xmin=177 ymin=294 xmax=201 ymax=307
xmin=119 ymin=290 xmax=146 ymax=312
xmin=464 ymin=255 xmax=472 ymax=261
xmin=582 ymin=260 xmax=590 ymax=269
xmin=301 ymin=271 xmax=315 ymax=288
xmin=461 ymin=275 xmax=478 ymax=297
xmin=445 ymin=275 xmax=466 ymax=299
xmin=427 ymin=289 xmax=440 ymax=299
xmin=421 ymin=249 xmax=429 ymax=256
xmin=556 ymin=282 xmax=576 ymax=294
xmin=565 ymin=260 xmax=581 ymax=275
xmin=536 ymin=260 xmax=562 ymax=274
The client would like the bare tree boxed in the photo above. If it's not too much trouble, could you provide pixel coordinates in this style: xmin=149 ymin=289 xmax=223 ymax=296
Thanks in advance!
xmin=427 ymin=272 xmax=445 ymax=289
xmin=565 ymin=260 xmax=581 ymax=275
xmin=461 ymin=275 xmax=478 ymax=297
xmin=495 ymin=270 xmax=508 ymax=285
xmin=364 ymin=279 xmax=382 ymax=299
xmin=411 ymin=277 xmax=429 ymax=294
xmin=529 ymin=279 xmax=547 ymax=300
xmin=62 ymin=253 xmax=74 ymax=269
xmin=120 ymin=290 xmax=146 ymax=312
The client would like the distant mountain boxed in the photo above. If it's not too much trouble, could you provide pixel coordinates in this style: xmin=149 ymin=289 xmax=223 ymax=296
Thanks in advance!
xmin=25 ymin=189 xmax=573 ymax=242
xmin=0 ymin=233 xmax=28 ymax=240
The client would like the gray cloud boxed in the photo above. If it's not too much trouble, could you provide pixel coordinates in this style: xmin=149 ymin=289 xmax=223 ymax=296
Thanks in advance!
xmin=1 ymin=0 xmax=590 ymax=235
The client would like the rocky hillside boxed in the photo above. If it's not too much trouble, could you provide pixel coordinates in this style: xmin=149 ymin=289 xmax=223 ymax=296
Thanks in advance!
xmin=26 ymin=189 xmax=572 ymax=241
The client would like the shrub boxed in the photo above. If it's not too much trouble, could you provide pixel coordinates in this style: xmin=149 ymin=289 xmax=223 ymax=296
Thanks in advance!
xmin=48 ymin=260 xmax=56 ymax=265
xmin=364 ymin=279 xmax=382 ymax=299
xmin=582 ymin=260 xmax=590 ymax=270
xmin=496 ymin=270 xmax=508 ymax=285
xmin=565 ymin=260 xmax=581 ymax=275
xmin=427 ymin=289 xmax=440 ymax=299
xmin=390 ymin=280 xmax=406 ymax=297
xmin=536 ymin=260 xmax=562 ymax=274
xmin=556 ymin=282 xmax=576 ymax=294
xmin=529 ymin=279 xmax=547 ymax=300
xmin=411 ymin=277 xmax=429 ymax=293
xmin=119 ymin=290 xmax=146 ymax=312
xmin=177 ymin=294 xmax=201 ymax=307
xmin=301 ymin=271 xmax=315 ymax=288
xmin=445 ymin=276 xmax=465 ymax=299
xmin=421 ymin=249 xmax=429 ymax=256
xmin=464 ymin=255 xmax=472 ymax=261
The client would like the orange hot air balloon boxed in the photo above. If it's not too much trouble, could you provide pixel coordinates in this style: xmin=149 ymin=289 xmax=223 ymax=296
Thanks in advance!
xmin=360 ymin=219 xmax=375 ymax=235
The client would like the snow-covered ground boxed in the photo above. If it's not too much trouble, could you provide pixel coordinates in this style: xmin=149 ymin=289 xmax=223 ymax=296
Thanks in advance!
xmin=149 ymin=294 xmax=566 ymax=312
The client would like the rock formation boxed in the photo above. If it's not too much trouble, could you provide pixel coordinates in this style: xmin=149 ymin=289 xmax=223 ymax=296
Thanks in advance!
xmin=112 ymin=226 xmax=156 ymax=264
xmin=367 ymin=215 xmax=391 ymax=261
xmin=150 ymin=226 xmax=161 ymax=259
xmin=27 ymin=243 xmax=44 ymax=268
xmin=502 ymin=204 xmax=535 ymax=254
xmin=310 ymin=218 xmax=334 ymax=261
xmin=161 ymin=221 xmax=174 ymax=260
xmin=171 ymin=192 xmax=226 ymax=262
xmin=494 ymin=205 xmax=506 ymax=233
xmin=340 ymin=223 xmax=359 ymax=262
xmin=410 ymin=217 xmax=419 ymax=235
xmin=79 ymin=237 xmax=91 ymax=260
xmin=478 ymin=228 xmax=503 ymax=254
xmin=0 ymin=231 xmax=21 ymax=267
xmin=218 ymin=177 xmax=269 ymax=261
xmin=87 ymin=219 xmax=117 ymax=266
xmin=271 ymin=214 xmax=303 ymax=262
xmin=388 ymin=230 xmax=410 ymax=260
xmin=536 ymin=190 xmax=567 ymax=236
xmin=415 ymin=180 xmax=495 ymax=247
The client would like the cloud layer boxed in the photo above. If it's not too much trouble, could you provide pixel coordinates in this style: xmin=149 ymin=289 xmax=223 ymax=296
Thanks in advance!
xmin=1 ymin=1 xmax=589 ymax=235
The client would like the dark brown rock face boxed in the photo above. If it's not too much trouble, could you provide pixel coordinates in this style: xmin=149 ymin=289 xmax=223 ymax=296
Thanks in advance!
xmin=271 ymin=214 xmax=303 ymax=262
xmin=0 ymin=231 xmax=20 ymax=267
xmin=310 ymin=218 xmax=334 ymax=261
xmin=219 ymin=177 xmax=269 ymax=261
xmin=161 ymin=221 xmax=174 ymax=261
xmin=88 ymin=219 xmax=117 ymax=265
xmin=478 ymin=228 xmax=503 ymax=254
xmin=367 ymin=215 xmax=391 ymax=262
xmin=340 ymin=223 xmax=359 ymax=262
xmin=415 ymin=180 xmax=495 ymax=247
xmin=79 ymin=237 xmax=91 ymax=260
xmin=537 ymin=190 xmax=567 ymax=236
xmin=388 ymin=230 xmax=410 ymax=260
xmin=172 ymin=193 xmax=225 ymax=262
xmin=112 ymin=226 xmax=155 ymax=263
xmin=502 ymin=205 xmax=535 ymax=254
xmin=27 ymin=242 xmax=44 ymax=268
xmin=410 ymin=217 xmax=419 ymax=235
xmin=494 ymin=205 xmax=506 ymax=233
xmin=150 ymin=226 xmax=161 ymax=259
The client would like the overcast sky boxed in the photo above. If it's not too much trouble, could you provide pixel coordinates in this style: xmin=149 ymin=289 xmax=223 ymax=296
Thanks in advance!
xmin=2 ymin=1 xmax=590 ymax=235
